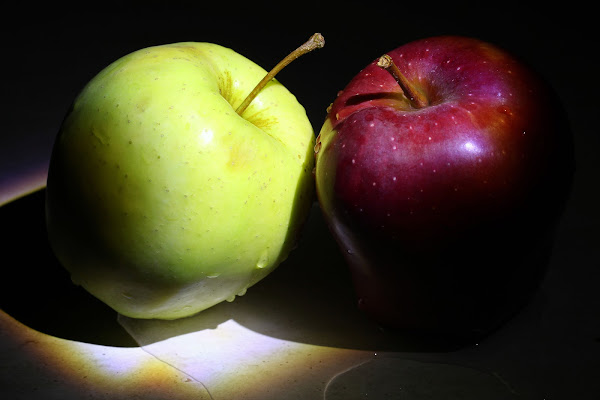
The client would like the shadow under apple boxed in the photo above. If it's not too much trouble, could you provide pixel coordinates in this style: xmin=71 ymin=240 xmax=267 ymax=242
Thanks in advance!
xmin=0 ymin=189 xmax=137 ymax=347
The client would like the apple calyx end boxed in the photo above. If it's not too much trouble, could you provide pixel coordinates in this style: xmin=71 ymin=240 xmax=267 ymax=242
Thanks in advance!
xmin=377 ymin=54 xmax=428 ymax=109
xmin=235 ymin=33 xmax=325 ymax=116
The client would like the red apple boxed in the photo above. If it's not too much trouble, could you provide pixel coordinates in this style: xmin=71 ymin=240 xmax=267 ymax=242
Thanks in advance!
xmin=314 ymin=36 xmax=573 ymax=342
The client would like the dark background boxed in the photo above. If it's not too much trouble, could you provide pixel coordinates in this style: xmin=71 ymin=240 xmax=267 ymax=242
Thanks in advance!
xmin=1 ymin=1 xmax=598 ymax=398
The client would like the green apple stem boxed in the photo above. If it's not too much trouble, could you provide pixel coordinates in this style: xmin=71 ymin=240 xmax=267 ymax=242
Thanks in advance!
xmin=377 ymin=54 xmax=428 ymax=109
xmin=235 ymin=33 xmax=325 ymax=116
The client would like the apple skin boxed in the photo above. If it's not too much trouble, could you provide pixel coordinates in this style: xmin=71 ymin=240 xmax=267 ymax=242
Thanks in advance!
xmin=315 ymin=36 xmax=574 ymax=341
xmin=46 ymin=42 xmax=315 ymax=319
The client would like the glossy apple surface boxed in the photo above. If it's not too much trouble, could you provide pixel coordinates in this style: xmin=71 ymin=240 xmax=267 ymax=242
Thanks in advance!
xmin=46 ymin=42 xmax=315 ymax=319
xmin=315 ymin=36 xmax=573 ymax=341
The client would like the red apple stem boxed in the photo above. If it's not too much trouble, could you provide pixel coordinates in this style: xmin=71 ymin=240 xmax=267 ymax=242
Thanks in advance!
xmin=377 ymin=54 xmax=428 ymax=109
xmin=235 ymin=33 xmax=325 ymax=116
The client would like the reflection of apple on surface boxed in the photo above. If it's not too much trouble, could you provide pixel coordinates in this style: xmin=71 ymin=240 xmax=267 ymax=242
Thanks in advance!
xmin=46 ymin=35 xmax=324 ymax=319
xmin=315 ymin=36 xmax=574 ymax=341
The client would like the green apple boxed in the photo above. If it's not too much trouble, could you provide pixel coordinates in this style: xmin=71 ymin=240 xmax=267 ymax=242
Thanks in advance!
xmin=46 ymin=35 xmax=323 ymax=319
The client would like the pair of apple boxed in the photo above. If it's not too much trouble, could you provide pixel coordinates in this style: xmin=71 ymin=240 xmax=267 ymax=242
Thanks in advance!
xmin=46 ymin=34 xmax=573 ymax=339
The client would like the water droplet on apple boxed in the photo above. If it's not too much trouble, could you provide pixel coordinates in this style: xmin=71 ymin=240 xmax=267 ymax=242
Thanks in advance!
xmin=226 ymin=295 xmax=236 ymax=302
xmin=207 ymin=274 xmax=220 ymax=279
xmin=256 ymin=250 xmax=269 ymax=269
xmin=237 ymin=287 xmax=247 ymax=297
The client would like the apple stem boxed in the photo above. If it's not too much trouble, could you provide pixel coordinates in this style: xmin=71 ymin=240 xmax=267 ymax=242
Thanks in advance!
xmin=235 ymin=33 xmax=325 ymax=116
xmin=377 ymin=54 xmax=428 ymax=109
